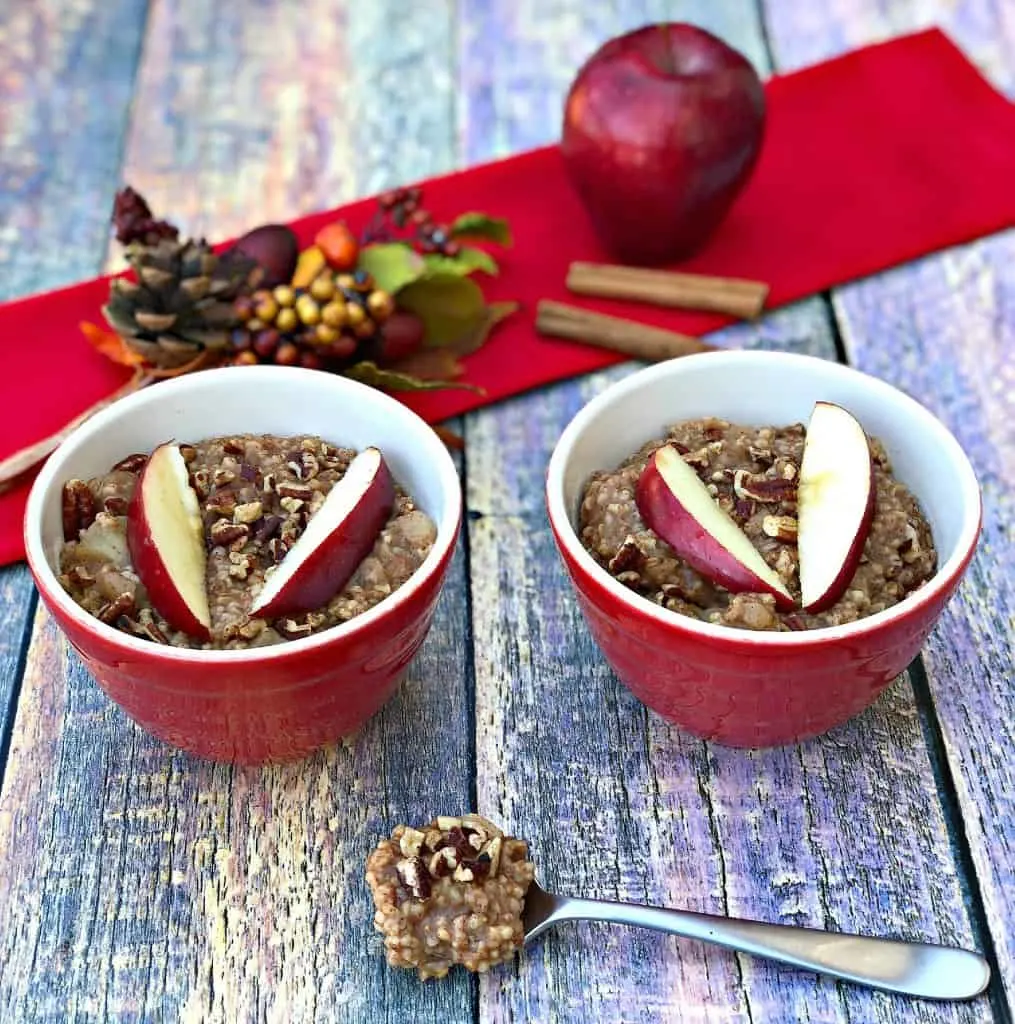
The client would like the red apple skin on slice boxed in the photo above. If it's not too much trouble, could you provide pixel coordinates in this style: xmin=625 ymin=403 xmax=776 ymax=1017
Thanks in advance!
xmin=127 ymin=442 xmax=212 ymax=641
xmin=250 ymin=447 xmax=395 ymax=621
xmin=798 ymin=402 xmax=876 ymax=613
xmin=636 ymin=444 xmax=795 ymax=610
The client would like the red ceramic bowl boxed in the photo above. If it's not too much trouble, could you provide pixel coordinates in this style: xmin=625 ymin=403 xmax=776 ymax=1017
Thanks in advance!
xmin=25 ymin=366 xmax=462 ymax=764
xmin=546 ymin=351 xmax=981 ymax=748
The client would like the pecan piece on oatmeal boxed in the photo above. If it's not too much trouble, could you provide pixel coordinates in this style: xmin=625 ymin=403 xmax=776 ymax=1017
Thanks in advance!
xmin=762 ymin=514 xmax=798 ymax=541
xmin=111 ymin=453 xmax=149 ymax=474
xmin=62 ymin=480 xmax=97 ymax=541
xmin=733 ymin=470 xmax=797 ymax=504
xmin=210 ymin=520 xmax=250 ymax=547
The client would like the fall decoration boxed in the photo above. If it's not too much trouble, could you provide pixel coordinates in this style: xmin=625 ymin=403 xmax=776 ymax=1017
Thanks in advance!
xmin=0 ymin=184 xmax=517 ymax=487
xmin=91 ymin=184 xmax=516 ymax=391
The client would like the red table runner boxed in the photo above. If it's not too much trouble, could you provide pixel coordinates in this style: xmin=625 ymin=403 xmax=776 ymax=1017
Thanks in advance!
xmin=4 ymin=28 xmax=1015 ymax=566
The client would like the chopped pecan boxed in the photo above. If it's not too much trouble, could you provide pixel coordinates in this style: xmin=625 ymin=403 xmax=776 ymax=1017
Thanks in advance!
xmin=452 ymin=863 xmax=475 ymax=883
xmin=287 ymin=450 xmax=320 ymax=480
xmin=222 ymin=439 xmax=245 ymax=456
xmin=102 ymin=495 xmax=129 ymax=516
xmin=484 ymin=835 xmax=503 ymax=877
xmin=608 ymin=537 xmax=645 ymax=575
xmin=733 ymin=470 xmax=797 ymax=504
xmin=428 ymin=851 xmax=452 ymax=878
xmin=463 ymin=814 xmax=501 ymax=836
xmin=65 ymin=565 xmax=96 ymax=587
xmin=210 ymin=520 xmax=250 ymax=546
xmin=900 ymin=522 xmax=922 ymax=562
xmin=111 ymin=453 xmax=149 ymax=474
xmin=205 ymin=491 xmax=237 ymax=517
xmin=237 ymin=618 xmax=266 ymax=641
xmin=189 ymin=469 xmax=210 ymax=500
xmin=773 ymin=546 xmax=797 ymax=581
xmin=97 ymin=592 xmax=135 ymax=625
xmin=732 ymin=498 xmax=756 ymax=523
xmin=395 ymin=856 xmax=431 ymax=900
xmin=123 ymin=607 xmax=169 ymax=644
xmin=399 ymin=827 xmax=426 ymax=859
xmin=681 ymin=443 xmax=721 ymax=470
xmin=276 ymin=618 xmax=313 ymax=640
xmin=228 ymin=551 xmax=254 ymax=579
xmin=61 ymin=480 xmax=97 ymax=541
xmin=266 ymin=537 xmax=288 ymax=563
xmin=233 ymin=500 xmax=264 ymax=524
xmin=177 ymin=444 xmax=197 ymax=465
xmin=762 ymin=514 xmax=798 ymax=541
xmin=277 ymin=481 xmax=314 ymax=501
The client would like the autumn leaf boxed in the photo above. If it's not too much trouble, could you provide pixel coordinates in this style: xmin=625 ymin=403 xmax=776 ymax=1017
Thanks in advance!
xmin=344 ymin=360 xmax=481 ymax=393
xmin=449 ymin=213 xmax=513 ymax=247
xmin=357 ymin=242 xmax=427 ymax=294
xmin=395 ymin=273 xmax=487 ymax=348
xmin=81 ymin=321 xmax=146 ymax=367
xmin=422 ymin=247 xmax=499 ymax=278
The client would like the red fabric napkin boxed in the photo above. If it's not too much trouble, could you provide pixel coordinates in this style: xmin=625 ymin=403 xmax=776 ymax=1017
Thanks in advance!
xmin=4 ymin=27 xmax=1015 ymax=567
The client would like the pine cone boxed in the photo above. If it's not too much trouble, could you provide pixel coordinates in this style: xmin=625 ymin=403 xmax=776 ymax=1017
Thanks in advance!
xmin=103 ymin=239 xmax=259 ymax=369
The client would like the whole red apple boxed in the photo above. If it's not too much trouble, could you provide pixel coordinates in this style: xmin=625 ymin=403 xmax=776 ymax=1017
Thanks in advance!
xmin=561 ymin=23 xmax=765 ymax=264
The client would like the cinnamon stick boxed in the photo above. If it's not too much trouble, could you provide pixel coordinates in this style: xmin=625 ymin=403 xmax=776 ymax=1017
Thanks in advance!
xmin=567 ymin=261 xmax=769 ymax=319
xmin=536 ymin=300 xmax=716 ymax=362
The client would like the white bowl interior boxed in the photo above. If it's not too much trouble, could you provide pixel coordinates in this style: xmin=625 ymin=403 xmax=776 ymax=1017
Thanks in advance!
xmin=26 ymin=366 xmax=462 ymax=656
xmin=548 ymin=351 xmax=981 ymax=640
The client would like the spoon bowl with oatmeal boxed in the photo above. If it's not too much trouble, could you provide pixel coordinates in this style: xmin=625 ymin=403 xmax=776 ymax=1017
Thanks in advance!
xmin=366 ymin=813 xmax=989 ymax=1000
xmin=546 ymin=350 xmax=981 ymax=747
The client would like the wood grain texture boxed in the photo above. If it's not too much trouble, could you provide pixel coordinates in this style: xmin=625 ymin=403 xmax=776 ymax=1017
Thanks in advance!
xmin=0 ymin=1 xmax=476 ymax=1022
xmin=460 ymin=2 xmax=996 ymax=1022
xmin=0 ymin=0 xmax=148 ymax=781
xmin=766 ymin=0 xmax=1015 ymax=1013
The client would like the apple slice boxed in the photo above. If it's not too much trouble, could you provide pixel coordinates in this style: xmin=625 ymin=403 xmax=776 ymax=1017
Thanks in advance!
xmin=127 ymin=442 xmax=211 ymax=640
xmin=250 ymin=446 xmax=395 ymax=620
xmin=797 ymin=402 xmax=875 ymax=613
xmin=636 ymin=444 xmax=795 ymax=610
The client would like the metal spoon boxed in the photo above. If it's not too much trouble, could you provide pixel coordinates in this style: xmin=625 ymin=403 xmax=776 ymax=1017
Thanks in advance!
xmin=522 ymin=880 xmax=990 ymax=1001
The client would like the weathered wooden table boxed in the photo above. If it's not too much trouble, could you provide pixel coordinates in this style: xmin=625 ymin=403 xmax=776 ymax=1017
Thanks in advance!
xmin=1 ymin=2 xmax=1012 ymax=1022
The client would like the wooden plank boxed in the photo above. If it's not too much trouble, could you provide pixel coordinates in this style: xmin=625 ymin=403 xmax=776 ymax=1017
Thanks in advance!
xmin=0 ymin=0 xmax=148 ymax=780
xmin=765 ymin=1 xmax=1015 ymax=1011
xmin=0 ymin=2 xmax=475 ymax=1021
xmin=460 ymin=2 xmax=995 ymax=1021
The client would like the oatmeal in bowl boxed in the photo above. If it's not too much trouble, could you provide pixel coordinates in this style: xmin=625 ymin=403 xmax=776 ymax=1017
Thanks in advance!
xmin=25 ymin=366 xmax=462 ymax=764
xmin=579 ymin=412 xmax=937 ymax=632
xmin=59 ymin=434 xmax=436 ymax=649
xmin=546 ymin=351 xmax=981 ymax=748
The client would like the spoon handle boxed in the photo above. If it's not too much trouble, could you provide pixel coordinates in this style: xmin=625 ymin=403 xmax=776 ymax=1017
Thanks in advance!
xmin=548 ymin=896 xmax=990 ymax=1001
